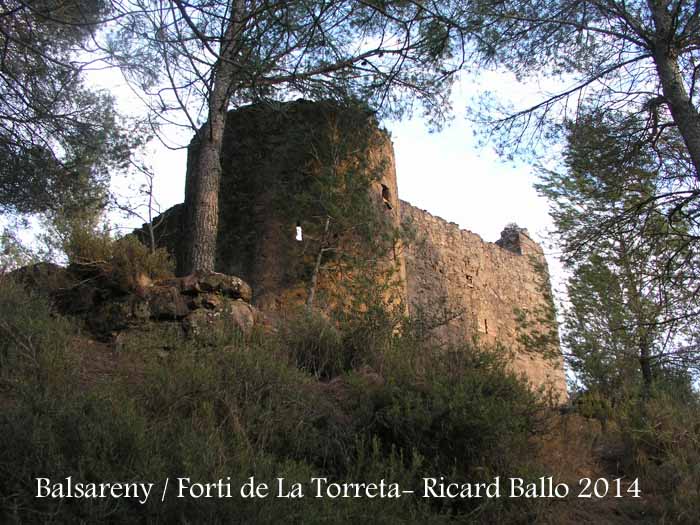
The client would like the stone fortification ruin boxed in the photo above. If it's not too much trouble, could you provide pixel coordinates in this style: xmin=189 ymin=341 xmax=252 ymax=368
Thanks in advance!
xmin=150 ymin=100 xmax=567 ymax=399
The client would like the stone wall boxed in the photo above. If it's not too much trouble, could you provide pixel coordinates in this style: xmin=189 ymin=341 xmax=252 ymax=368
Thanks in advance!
xmin=140 ymin=100 xmax=567 ymax=399
xmin=400 ymin=203 xmax=567 ymax=399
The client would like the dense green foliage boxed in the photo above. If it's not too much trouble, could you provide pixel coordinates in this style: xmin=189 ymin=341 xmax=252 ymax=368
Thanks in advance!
xmin=66 ymin=228 xmax=174 ymax=288
xmin=0 ymin=0 xmax=135 ymax=219
xmin=110 ymin=0 xmax=470 ymax=130
xmin=615 ymin=388 xmax=700 ymax=522
xmin=465 ymin=0 xmax=700 ymax=180
xmin=537 ymin=110 xmax=700 ymax=392
xmin=535 ymin=107 xmax=700 ymax=524
xmin=0 ymin=278 xmax=547 ymax=523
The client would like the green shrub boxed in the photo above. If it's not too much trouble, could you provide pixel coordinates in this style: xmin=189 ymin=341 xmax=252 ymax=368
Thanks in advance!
xmin=64 ymin=223 xmax=114 ymax=266
xmin=278 ymin=308 xmax=345 ymax=379
xmin=373 ymin=341 xmax=542 ymax=477
xmin=66 ymin=226 xmax=174 ymax=289
xmin=574 ymin=390 xmax=613 ymax=431
xmin=110 ymin=234 xmax=174 ymax=284
xmin=0 ymin=277 xmax=75 ymax=389
xmin=0 ymin=277 xmax=549 ymax=523
xmin=613 ymin=386 xmax=700 ymax=524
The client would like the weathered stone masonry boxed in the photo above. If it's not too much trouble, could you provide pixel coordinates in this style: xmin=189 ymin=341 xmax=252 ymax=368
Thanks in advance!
xmin=401 ymin=203 xmax=567 ymax=397
xmin=147 ymin=100 xmax=567 ymax=399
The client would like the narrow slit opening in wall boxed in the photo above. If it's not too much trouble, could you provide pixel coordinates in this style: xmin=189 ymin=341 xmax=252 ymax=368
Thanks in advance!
xmin=381 ymin=184 xmax=393 ymax=210
xmin=484 ymin=319 xmax=488 ymax=334
xmin=295 ymin=221 xmax=303 ymax=241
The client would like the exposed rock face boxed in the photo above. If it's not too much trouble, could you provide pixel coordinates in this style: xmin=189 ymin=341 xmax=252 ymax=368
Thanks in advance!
xmin=147 ymin=286 xmax=190 ymax=320
xmin=9 ymin=261 xmax=72 ymax=291
xmin=12 ymin=264 xmax=259 ymax=349
xmin=182 ymin=299 xmax=256 ymax=338
xmin=92 ymin=272 xmax=258 ymax=342
xmin=179 ymin=271 xmax=252 ymax=302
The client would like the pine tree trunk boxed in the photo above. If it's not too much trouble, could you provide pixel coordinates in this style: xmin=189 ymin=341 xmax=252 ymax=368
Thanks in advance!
xmin=182 ymin=0 xmax=244 ymax=273
xmin=649 ymin=1 xmax=700 ymax=178
xmin=185 ymin=122 xmax=225 ymax=272
xmin=618 ymin=238 xmax=655 ymax=394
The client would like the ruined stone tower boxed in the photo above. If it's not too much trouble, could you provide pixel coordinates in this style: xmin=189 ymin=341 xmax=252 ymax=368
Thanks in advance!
xmin=149 ymin=100 xmax=567 ymax=398
xmin=183 ymin=100 xmax=406 ymax=312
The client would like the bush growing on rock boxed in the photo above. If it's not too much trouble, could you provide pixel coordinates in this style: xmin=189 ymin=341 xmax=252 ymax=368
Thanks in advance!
xmin=66 ymin=227 xmax=174 ymax=291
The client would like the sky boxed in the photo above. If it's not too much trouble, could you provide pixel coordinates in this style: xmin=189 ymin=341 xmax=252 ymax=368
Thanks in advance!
xmin=389 ymin=106 xmax=553 ymax=244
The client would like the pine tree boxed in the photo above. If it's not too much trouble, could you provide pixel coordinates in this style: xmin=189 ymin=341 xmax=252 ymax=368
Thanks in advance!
xmin=537 ymin=110 xmax=700 ymax=392
xmin=0 ymin=0 xmax=132 ymax=219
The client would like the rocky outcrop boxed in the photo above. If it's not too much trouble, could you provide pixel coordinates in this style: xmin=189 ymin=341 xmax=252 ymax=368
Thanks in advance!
xmin=177 ymin=270 xmax=252 ymax=302
xmin=182 ymin=299 xmax=256 ymax=338
xmin=11 ymin=264 xmax=259 ymax=349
